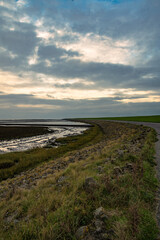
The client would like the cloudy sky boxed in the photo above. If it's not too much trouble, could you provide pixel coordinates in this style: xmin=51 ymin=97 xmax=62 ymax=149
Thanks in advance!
xmin=0 ymin=0 xmax=160 ymax=119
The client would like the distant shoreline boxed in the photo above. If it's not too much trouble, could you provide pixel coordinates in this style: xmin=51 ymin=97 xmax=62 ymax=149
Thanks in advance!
xmin=0 ymin=123 xmax=91 ymax=128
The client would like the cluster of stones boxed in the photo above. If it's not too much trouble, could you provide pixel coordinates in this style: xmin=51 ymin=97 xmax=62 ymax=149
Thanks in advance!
xmin=113 ymin=163 xmax=134 ymax=176
xmin=75 ymin=207 xmax=113 ymax=240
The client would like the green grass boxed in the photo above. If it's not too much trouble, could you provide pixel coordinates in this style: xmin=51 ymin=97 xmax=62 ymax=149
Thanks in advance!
xmin=0 ymin=121 xmax=158 ymax=240
xmin=83 ymin=115 xmax=160 ymax=123
xmin=0 ymin=124 xmax=103 ymax=181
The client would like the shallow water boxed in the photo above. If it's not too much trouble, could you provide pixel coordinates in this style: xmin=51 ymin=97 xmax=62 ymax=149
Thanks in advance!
xmin=0 ymin=126 xmax=87 ymax=154
xmin=0 ymin=119 xmax=88 ymax=154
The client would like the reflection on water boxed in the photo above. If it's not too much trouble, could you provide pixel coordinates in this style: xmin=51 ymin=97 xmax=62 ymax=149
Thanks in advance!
xmin=0 ymin=126 xmax=87 ymax=154
xmin=0 ymin=119 xmax=88 ymax=126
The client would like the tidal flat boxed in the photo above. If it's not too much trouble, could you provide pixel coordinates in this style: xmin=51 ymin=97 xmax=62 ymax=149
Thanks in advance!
xmin=0 ymin=126 xmax=52 ymax=141
xmin=0 ymin=126 xmax=88 ymax=154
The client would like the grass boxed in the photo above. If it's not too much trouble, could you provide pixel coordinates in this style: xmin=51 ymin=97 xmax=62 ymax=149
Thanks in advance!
xmin=83 ymin=115 xmax=160 ymax=123
xmin=0 ymin=120 xmax=158 ymax=240
xmin=0 ymin=124 xmax=103 ymax=181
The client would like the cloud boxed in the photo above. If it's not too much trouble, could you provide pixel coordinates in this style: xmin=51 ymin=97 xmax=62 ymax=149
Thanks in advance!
xmin=0 ymin=93 xmax=159 ymax=119
xmin=30 ymin=59 xmax=160 ymax=91
xmin=38 ymin=44 xmax=80 ymax=60
xmin=0 ymin=0 xmax=160 ymax=118
xmin=0 ymin=26 xmax=38 ymax=57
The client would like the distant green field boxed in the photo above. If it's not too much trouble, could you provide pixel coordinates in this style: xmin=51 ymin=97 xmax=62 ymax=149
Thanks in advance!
xmin=86 ymin=115 xmax=160 ymax=123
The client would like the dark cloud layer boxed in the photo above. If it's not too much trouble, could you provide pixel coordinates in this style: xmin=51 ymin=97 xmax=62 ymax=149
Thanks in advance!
xmin=0 ymin=93 xmax=159 ymax=119
xmin=31 ymin=60 xmax=160 ymax=91
xmin=0 ymin=30 xmax=37 ymax=56
xmin=38 ymin=45 xmax=80 ymax=59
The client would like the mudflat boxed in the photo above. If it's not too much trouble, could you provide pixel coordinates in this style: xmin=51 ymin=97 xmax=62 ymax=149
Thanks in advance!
xmin=0 ymin=126 xmax=51 ymax=141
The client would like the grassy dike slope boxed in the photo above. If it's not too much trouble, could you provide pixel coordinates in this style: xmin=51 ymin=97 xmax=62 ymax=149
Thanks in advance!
xmin=0 ymin=120 xmax=159 ymax=240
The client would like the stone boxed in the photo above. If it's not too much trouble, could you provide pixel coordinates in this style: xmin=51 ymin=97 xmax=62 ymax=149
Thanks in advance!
xmin=4 ymin=211 xmax=18 ymax=223
xmin=122 ymin=163 xmax=133 ymax=173
xmin=69 ymin=157 xmax=75 ymax=163
xmin=13 ymin=219 xmax=19 ymax=224
xmin=97 ymin=166 xmax=104 ymax=173
xmin=94 ymin=207 xmax=108 ymax=220
xmin=125 ymin=163 xmax=133 ymax=170
xmin=117 ymin=149 xmax=124 ymax=156
xmin=113 ymin=167 xmax=122 ymax=175
xmin=57 ymin=176 xmax=67 ymax=183
xmin=84 ymin=177 xmax=97 ymax=192
xmin=94 ymin=219 xmax=104 ymax=232
xmin=75 ymin=226 xmax=88 ymax=239
xmin=110 ymin=157 xmax=117 ymax=164
xmin=100 ymin=233 xmax=110 ymax=239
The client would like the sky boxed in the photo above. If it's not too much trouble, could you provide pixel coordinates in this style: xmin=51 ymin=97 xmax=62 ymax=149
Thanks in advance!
xmin=0 ymin=0 xmax=160 ymax=119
